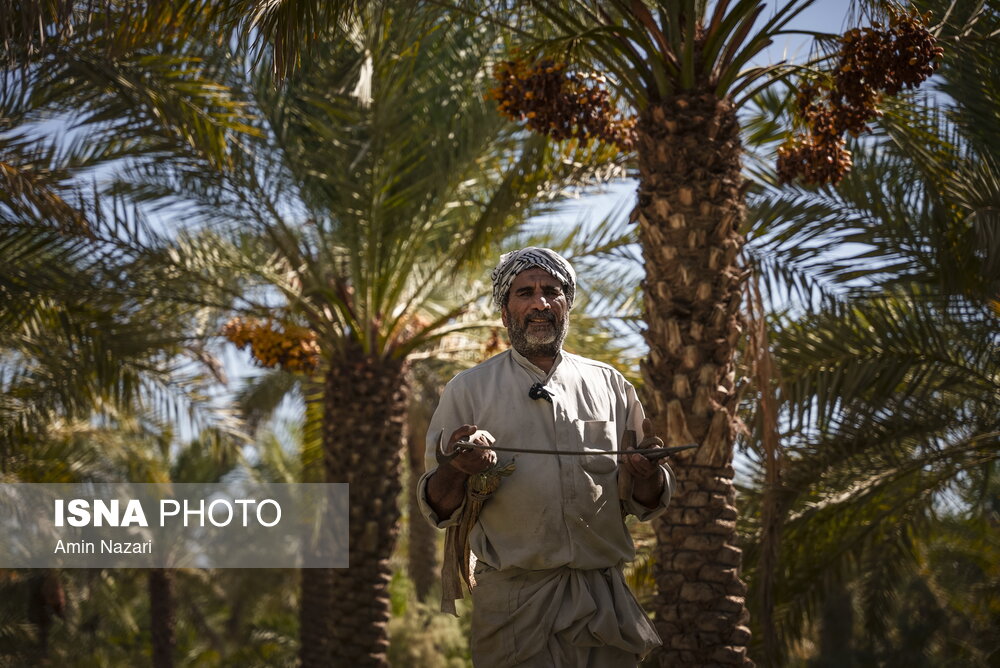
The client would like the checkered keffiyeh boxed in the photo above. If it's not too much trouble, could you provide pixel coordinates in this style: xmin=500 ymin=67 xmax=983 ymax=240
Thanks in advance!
xmin=491 ymin=247 xmax=576 ymax=310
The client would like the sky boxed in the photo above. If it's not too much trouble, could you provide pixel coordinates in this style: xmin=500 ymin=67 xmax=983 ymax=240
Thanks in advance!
xmin=764 ymin=0 xmax=857 ymax=62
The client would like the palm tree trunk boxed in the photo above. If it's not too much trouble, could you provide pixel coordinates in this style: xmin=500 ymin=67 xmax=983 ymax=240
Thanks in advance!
xmin=809 ymin=582 xmax=854 ymax=667
xmin=28 ymin=569 xmax=64 ymax=663
xmin=636 ymin=92 xmax=753 ymax=666
xmin=407 ymin=401 xmax=437 ymax=602
xmin=300 ymin=346 xmax=408 ymax=667
xmin=748 ymin=277 xmax=784 ymax=667
xmin=149 ymin=568 xmax=176 ymax=668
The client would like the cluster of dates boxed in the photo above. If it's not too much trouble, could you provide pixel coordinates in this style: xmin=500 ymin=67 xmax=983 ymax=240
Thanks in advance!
xmin=488 ymin=58 xmax=636 ymax=150
xmin=778 ymin=9 xmax=943 ymax=185
xmin=222 ymin=317 xmax=320 ymax=373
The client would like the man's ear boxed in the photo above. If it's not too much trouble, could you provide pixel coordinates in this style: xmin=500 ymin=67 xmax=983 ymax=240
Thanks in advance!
xmin=500 ymin=306 xmax=509 ymax=328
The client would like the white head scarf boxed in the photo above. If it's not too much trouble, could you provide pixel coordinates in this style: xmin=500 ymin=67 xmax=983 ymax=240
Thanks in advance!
xmin=491 ymin=247 xmax=576 ymax=310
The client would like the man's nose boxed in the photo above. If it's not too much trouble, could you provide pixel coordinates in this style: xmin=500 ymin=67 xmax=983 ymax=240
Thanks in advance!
xmin=531 ymin=293 xmax=551 ymax=309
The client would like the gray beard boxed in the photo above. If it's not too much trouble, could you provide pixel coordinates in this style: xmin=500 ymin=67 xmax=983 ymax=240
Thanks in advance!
xmin=505 ymin=309 xmax=568 ymax=360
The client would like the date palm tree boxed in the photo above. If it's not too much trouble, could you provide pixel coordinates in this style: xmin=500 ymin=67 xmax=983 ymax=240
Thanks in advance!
xmin=130 ymin=2 xmax=627 ymax=663
xmin=1 ymin=201 xmax=252 ymax=665
xmin=1 ymin=0 xmax=258 ymax=446
xmin=735 ymin=2 xmax=1000 ymax=663
xmin=236 ymin=1 xmax=958 ymax=664
xmin=1 ymin=191 xmax=247 ymax=663
xmin=491 ymin=2 xmax=822 ymax=664
xmin=2 ymin=7 xmax=260 ymax=664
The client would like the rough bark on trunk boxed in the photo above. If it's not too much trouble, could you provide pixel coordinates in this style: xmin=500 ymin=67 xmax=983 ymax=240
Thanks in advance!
xmin=149 ymin=568 xmax=176 ymax=668
xmin=300 ymin=347 xmax=408 ymax=668
xmin=636 ymin=92 xmax=753 ymax=666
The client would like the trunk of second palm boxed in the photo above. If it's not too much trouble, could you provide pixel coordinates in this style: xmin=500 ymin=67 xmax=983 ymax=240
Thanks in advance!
xmin=300 ymin=347 xmax=407 ymax=668
xmin=810 ymin=582 xmax=855 ymax=667
xmin=27 ymin=570 xmax=64 ymax=663
xmin=406 ymin=400 xmax=437 ymax=602
xmin=637 ymin=92 xmax=752 ymax=667
xmin=149 ymin=568 xmax=176 ymax=668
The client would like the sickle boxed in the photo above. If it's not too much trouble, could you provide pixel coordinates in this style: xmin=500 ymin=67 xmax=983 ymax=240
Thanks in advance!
xmin=435 ymin=429 xmax=696 ymax=465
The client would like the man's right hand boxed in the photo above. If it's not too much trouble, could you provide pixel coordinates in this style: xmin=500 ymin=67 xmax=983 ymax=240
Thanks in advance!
xmin=426 ymin=425 xmax=496 ymax=521
xmin=443 ymin=425 xmax=497 ymax=476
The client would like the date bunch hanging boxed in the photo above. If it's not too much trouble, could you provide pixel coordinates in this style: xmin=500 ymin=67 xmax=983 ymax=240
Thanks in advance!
xmin=487 ymin=57 xmax=637 ymax=150
xmin=222 ymin=317 xmax=320 ymax=372
xmin=777 ymin=9 xmax=944 ymax=186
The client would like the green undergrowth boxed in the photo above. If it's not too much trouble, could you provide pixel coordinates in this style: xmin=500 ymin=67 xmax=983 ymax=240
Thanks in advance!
xmin=388 ymin=570 xmax=472 ymax=668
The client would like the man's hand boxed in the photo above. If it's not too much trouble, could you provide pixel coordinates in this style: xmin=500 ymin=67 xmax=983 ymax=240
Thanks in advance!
xmin=443 ymin=425 xmax=497 ymax=475
xmin=623 ymin=418 xmax=666 ymax=509
xmin=426 ymin=425 xmax=496 ymax=521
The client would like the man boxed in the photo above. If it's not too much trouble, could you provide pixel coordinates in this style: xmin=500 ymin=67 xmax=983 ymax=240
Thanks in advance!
xmin=418 ymin=247 xmax=675 ymax=667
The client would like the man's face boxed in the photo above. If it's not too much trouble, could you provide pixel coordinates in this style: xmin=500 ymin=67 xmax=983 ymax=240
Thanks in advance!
xmin=501 ymin=267 xmax=570 ymax=359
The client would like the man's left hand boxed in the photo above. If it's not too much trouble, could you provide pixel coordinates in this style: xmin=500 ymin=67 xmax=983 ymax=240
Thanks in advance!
xmin=623 ymin=418 xmax=666 ymax=508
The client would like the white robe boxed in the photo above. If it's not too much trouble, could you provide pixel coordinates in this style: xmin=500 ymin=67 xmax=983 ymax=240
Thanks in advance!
xmin=418 ymin=349 xmax=674 ymax=666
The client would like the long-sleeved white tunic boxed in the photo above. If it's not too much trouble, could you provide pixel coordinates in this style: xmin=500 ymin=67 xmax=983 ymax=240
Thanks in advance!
xmin=417 ymin=349 xmax=674 ymax=666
